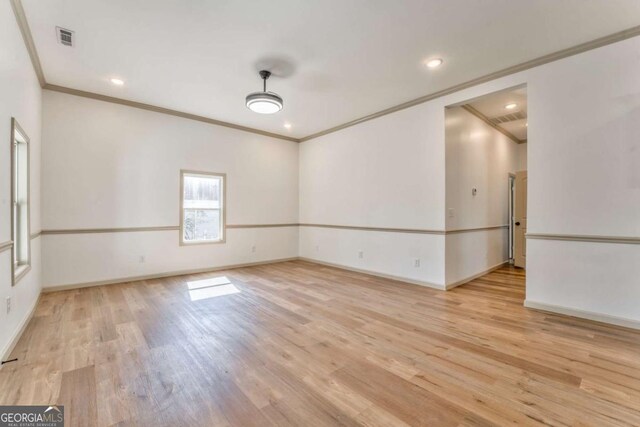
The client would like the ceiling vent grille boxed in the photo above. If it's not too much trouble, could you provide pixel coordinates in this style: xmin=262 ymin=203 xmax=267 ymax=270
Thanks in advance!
xmin=490 ymin=111 xmax=526 ymax=125
xmin=56 ymin=27 xmax=74 ymax=47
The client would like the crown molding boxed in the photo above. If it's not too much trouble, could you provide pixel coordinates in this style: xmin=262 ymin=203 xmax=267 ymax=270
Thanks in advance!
xmin=298 ymin=24 xmax=640 ymax=142
xmin=460 ymin=104 xmax=525 ymax=144
xmin=11 ymin=0 xmax=640 ymax=144
xmin=9 ymin=0 xmax=45 ymax=87
xmin=43 ymin=84 xmax=300 ymax=142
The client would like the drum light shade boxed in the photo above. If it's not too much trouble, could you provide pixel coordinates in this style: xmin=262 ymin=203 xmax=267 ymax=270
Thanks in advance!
xmin=246 ymin=70 xmax=283 ymax=114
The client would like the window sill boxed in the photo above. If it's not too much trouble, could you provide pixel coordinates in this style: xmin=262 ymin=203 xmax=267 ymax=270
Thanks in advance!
xmin=13 ymin=264 xmax=31 ymax=285
xmin=180 ymin=239 xmax=226 ymax=246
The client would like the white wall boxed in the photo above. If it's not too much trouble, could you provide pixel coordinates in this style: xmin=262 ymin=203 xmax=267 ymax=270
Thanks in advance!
xmin=444 ymin=106 xmax=520 ymax=285
xmin=445 ymin=229 xmax=509 ymax=286
xmin=41 ymin=91 xmax=299 ymax=288
xmin=300 ymin=36 xmax=640 ymax=324
xmin=527 ymin=239 xmax=640 ymax=324
xmin=524 ymin=36 xmax=640 ymax=322
xmin=445 ymin=107 xmax=518 ymax=231
xmin=299 ymin=227 xmax=445 ymax=287
xmin=0 ymin=1 xmax=42 ymax=358
xmin=517 ymin=142 xmax=527 ymax=171
xmin=298 ymin=100 xmax=447 ymax=287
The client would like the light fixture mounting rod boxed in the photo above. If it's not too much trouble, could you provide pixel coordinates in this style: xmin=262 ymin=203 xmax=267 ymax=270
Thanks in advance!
xmin=259 ymin=70 xmax=271 ymax=92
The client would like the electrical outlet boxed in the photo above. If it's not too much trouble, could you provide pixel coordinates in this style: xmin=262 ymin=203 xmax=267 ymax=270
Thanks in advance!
xmin=139 ymin=256 xmax=145 ymax=263
xmin=6 ymin=297 xmax=11 ymax=314
xmin=414 ymin=259 xmax=421 ymax=268
xmin=251 ymin=245 xmax=256 ymax=253
xmin=448 ymin=208 xmax=455 ymax=218
xmin=358 ymin=251 xmax=364 ymax=259
xmin=315 ymin=245 xmax=319 ymax=252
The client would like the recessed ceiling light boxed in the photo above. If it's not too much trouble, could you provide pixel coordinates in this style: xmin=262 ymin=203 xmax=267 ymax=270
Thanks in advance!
xmin=504 ymin=103 xmax=517 ymax=110
xmin=284 ymin=123 xmax=292 ymax=129
xmin=425 ymin=58 xmax=443 ymax=68
xmin=110 ymin=78 xmax=124 ymax=86
xmin=246 ymin=70 xmax=283 ymax=114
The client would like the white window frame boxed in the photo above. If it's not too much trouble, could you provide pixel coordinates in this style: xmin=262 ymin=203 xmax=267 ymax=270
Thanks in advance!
xmin=179 ymin=170 xmax=226 ymax=246
xmin=11 ymin=118 xmax=31 ymax=285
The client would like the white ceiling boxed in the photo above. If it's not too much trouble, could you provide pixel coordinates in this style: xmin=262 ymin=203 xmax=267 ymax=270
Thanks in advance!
xmin=467 ymin=86 xmax=528 ymax=140
xmin=22 ymin=0 xmax=640 ymax=138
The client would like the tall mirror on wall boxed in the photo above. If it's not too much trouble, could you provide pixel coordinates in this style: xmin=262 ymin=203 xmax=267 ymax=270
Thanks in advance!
xmin=11 ymin=118 xmax=31 ymax=286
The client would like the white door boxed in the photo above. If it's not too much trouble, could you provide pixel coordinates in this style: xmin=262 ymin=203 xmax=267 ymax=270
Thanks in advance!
xmin=514 ymin=171 xmax=527 ymax=268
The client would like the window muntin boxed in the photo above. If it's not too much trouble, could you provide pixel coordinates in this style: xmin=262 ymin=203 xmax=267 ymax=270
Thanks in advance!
xmin=180 ymin=171 xmax=225 ymax=244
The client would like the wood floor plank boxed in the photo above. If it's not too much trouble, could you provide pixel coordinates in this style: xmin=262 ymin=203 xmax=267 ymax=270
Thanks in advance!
xmin=1 ymin=262 xmax=639 ymax=426
xmin=58 ymin=365 xmax=98 ymax=427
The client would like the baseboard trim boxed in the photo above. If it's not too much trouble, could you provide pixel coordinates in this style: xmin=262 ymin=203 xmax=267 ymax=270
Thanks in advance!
xmin=297 ymin=257 xmax=445 ymax=290
xmin=524 ymin=300 xmax=640 ymax=330
xmin=1 ymin=293 xmax=41 ymax=365
xmin=43 ymin=257 xmax=299 ymax=293
xmin=445 ymin=261 xmax=510 ymax=290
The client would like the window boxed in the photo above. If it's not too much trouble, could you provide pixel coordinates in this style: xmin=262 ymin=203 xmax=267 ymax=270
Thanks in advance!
xmin=180 ymin=170 xmax=225 ymax=245
xmin=11 ymin=118 xmax=31 ymax=285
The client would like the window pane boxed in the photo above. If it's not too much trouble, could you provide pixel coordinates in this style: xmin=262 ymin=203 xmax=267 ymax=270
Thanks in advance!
xmin=13 ymin=202 xmax=18 ymax=265
xmin=183 ymin=176 xmax=220 ymax=209
xmin=195 ymin=209 xmax=220 ymax=241
xmin=183 ymin=209 xmax=220 ymax=242
xmin=183 ymin=209 xmax=196 ymax=241
xmin=14 ymin=143 xmax=19 ymax=200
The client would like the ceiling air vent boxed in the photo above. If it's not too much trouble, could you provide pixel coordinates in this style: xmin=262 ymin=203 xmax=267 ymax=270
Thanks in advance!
xmin=490 ymin=111 xmax=526 ymax=125
xmin=56 ymin=27 xmax=74 ymax=47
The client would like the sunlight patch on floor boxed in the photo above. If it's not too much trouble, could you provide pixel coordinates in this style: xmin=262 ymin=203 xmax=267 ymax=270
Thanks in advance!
xmin=187 ymin=276 xmax=240 ymax=301
xmin=187 ymin=276 xmax=231 ymax=290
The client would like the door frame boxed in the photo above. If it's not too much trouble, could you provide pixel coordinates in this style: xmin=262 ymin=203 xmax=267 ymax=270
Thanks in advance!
xmin=508 ymin=173 xmax=516 ymax=263
xmin=514 ymin=170 xmax=528 ymax=268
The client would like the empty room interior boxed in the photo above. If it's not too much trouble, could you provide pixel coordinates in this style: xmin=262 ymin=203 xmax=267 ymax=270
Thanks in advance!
xmin=1 ymin=0 xmax=639 ymax=425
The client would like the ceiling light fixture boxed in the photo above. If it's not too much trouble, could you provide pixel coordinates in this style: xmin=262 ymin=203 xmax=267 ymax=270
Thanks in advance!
xmin=110 ymin=78 xmax=124 ymax=86
xmin=425 ymin=58 xmax=443 ymax=68
xmin=284 ymin=123 xmax=292 ymax=129
xmin=504 ymin=103 xmax=517 ymax=110
xmin=246 ymin=70 xmax=283 ymax=114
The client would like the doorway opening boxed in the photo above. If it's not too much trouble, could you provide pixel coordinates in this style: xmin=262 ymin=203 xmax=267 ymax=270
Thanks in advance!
xmin=511 ymin=170 xmax=527 ymax=268
xmin=444 ymin=84 xmax=528 ymax=291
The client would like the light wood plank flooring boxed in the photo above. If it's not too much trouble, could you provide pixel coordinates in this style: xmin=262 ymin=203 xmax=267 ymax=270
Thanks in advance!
xmin=1 ymin=261 xmax=640 ymax=426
